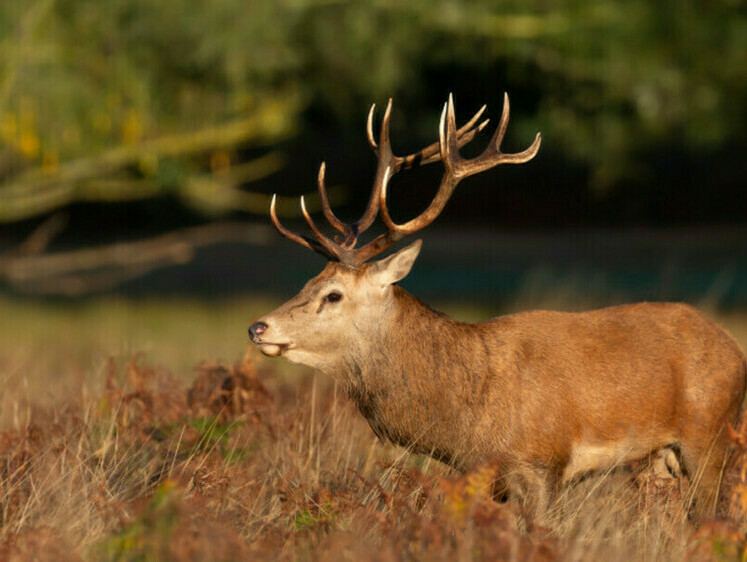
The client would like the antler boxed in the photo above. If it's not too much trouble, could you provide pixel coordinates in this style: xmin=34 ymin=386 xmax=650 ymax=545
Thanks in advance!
xmin=270 ymin=93 xmax=541 ymax=267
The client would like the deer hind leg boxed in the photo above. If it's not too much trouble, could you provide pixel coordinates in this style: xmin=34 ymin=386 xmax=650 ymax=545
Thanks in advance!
xmin=679 ymin=427 xmax=731 ymax=520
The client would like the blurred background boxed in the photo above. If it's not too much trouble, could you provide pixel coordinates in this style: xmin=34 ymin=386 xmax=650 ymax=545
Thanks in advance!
xmin=0 ymin=0 xmax=745 ymax=383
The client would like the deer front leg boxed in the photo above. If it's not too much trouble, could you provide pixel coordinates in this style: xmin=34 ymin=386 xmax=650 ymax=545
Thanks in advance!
xmin=505 ymin=465 xmax=557 ymax=530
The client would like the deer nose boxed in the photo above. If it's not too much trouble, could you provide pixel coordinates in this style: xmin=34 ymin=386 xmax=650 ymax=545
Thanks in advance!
xmin=249 ymin=321 xmax=267 ymax=340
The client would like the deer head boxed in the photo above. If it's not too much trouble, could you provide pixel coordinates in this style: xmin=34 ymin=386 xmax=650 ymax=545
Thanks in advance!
xmin=249 ymin=93 xmax=541 ymax=373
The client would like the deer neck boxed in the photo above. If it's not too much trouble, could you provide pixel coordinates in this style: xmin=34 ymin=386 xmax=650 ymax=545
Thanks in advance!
xmin=337 ymin=286 xmax=494 ymax=468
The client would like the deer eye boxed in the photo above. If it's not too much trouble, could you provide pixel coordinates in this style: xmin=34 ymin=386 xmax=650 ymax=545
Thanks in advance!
xmin=325 ymin=291 xmax=343 ymax=303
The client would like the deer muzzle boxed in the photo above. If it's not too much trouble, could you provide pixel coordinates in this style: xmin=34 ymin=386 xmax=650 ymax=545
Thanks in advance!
xmin=248 ymin=321 xmax=289 ymax=357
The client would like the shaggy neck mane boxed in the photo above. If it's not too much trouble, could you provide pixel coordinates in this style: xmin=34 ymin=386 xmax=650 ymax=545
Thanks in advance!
xmin=340 ymin=285 xmax=495 ymax=466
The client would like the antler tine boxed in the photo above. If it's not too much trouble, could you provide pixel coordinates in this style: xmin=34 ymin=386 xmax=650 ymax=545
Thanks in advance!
xmin=354 ymin=99 xmax=395 ymax=235
xmin=442 ymin=94 xmax=461 ymax=176
xmin=402 ymin=104 xmax=489 ymax=169
xmin=376 ymin=98 xmax=394 ymax=157
xmin=366 ymin=98 xmax=394 ymax=155
xmin=300 ymin=195 xmax=345 ymax=258
xmin=376 ymin=165 xmax=413 ymax=238
xmin=458 ymin=93 xmax=542 ymax=175
xmin=366 ymin=103 xmax=378 ymax=150
xmin=270 ymin=194 xmax=339 ymax=262
xmin=317 ymin=162 xmax=348 ymax=236
xmin=486 ymin=92 xmax=542 ymax=164
xmin=494 ymin=92 xmax=511 ymax=152
xmin=498 ymin=130 xmax=542 ymax=164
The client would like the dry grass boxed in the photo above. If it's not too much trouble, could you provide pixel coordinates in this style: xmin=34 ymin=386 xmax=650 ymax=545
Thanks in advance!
xmin=0 ymin=351 xmax=743 ymax=561
xmin=0 ymin=297 xmax=745 ymax=560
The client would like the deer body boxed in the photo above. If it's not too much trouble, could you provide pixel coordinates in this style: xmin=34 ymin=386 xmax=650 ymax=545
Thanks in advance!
xmin=254 ymin=257 xmax=746 ymax=520
xmin=249 ymin=94 xmax=746 ymax=522
xmin=364 ymin=292 xmax=745 ymax=508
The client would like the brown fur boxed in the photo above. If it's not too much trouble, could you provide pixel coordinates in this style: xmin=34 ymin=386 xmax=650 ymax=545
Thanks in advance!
xmin=252 ymin=249 xmax=747 ymax=524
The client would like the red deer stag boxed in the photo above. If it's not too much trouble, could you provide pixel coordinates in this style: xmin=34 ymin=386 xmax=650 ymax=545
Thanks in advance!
xmin=249 ymin=94 xmax=746 ymax=523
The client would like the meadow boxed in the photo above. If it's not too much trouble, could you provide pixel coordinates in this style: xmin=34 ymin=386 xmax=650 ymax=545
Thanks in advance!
xmin=0 ymin=294 xmax=745 ymax=561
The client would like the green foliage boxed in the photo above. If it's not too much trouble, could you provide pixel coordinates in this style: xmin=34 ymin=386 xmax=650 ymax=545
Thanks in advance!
xmin=185 ymin=416 xmax=237 ymax=449
xmin=183 ymin=416 xmax=257 ymax=462
xmin=0 ymin=0 xmax=301 ymax=220
xmin=293 ymin=509 xmax=317 ymax=531
xmin=94 ymin=481 xmax=182 ymax=561
xmin=1 ymin=0 xmax=300 ymax=157
xmin=0 ymin=0 xmax=744 ymax=221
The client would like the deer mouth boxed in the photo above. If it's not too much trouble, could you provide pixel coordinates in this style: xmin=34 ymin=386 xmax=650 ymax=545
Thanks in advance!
xmin=255 ymin=341 xmax=291 ymax=357
xmin=249 ymin=331 xmax=291 ymax=356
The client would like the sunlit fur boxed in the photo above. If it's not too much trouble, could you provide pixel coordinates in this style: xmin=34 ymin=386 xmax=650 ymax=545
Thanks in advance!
xmin=253 ymin=241 xmax=747 ymax=524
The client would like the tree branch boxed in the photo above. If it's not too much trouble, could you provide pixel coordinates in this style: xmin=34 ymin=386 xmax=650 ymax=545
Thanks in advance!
xmin=0 ymin=222 xmax=273 ymax=296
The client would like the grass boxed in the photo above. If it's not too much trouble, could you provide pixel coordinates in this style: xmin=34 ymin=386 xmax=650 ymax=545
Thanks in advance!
xmin=0 ymin=294 xmax=745 ymax=560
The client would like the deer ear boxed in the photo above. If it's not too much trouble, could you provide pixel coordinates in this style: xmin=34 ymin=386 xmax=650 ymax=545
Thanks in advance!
xmin=369 ymin=239 xmax=422 ymax=287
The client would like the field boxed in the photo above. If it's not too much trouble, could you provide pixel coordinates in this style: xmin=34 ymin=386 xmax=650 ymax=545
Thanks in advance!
xmin=0 ymin=295 xmax=745 ymax=561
